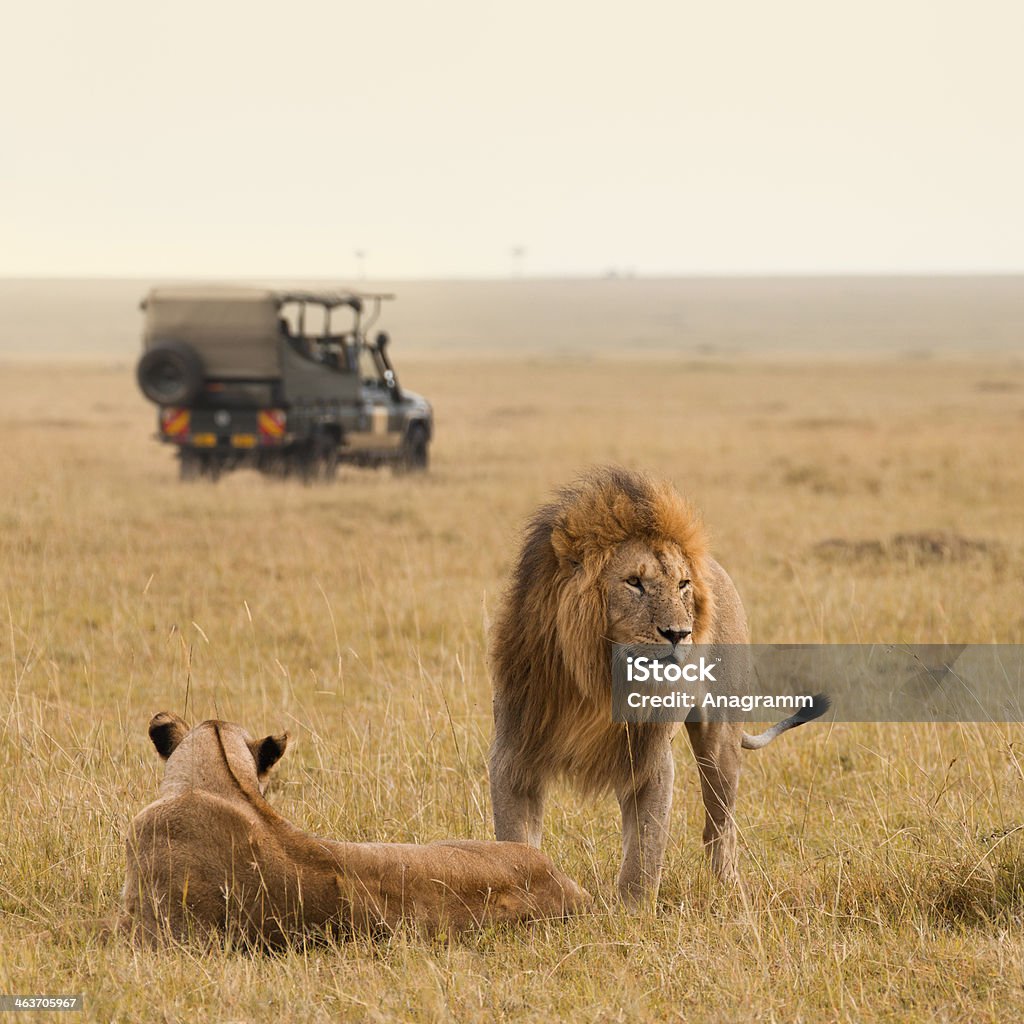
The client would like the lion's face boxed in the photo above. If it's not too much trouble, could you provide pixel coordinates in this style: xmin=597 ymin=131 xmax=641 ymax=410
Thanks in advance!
xmin=602 ymin=538 xmax=697 ymax=651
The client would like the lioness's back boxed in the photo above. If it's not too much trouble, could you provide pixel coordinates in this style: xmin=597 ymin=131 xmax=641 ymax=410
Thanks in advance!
xmin=123 ymin=714 xmax=591 ymax=944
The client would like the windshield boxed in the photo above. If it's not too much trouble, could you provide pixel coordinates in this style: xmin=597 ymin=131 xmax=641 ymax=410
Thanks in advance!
xmin=358 ymin=344 xmax=385 ymax=384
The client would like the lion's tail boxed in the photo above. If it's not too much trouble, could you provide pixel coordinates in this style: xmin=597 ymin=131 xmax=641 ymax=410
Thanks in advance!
xmin=740 ymin=693 xmax=832 ymax=750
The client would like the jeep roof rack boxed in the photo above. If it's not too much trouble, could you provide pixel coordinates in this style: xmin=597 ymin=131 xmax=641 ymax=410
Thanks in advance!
xmin=272 ymin=289 xmax=396 ymax=313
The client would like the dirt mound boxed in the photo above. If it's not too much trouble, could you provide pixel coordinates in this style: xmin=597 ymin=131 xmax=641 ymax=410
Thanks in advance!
xmin=814 ymin=531 xmax=999 ymax=564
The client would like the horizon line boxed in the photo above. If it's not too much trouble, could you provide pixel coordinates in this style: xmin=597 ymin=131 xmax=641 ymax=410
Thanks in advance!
xmin=2 ymin=270 xmax=1023 ymax=283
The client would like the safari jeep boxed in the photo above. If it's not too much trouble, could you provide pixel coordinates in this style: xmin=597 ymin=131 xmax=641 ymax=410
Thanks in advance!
xmin=136 ymin=287 xmax=433 ymax=480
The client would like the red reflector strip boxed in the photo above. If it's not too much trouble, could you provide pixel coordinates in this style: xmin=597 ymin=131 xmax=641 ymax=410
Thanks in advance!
xmin=258 ymin=409 xmax=286 ymax=441
xmin=161 ymin=408 xmax=190 ymax=437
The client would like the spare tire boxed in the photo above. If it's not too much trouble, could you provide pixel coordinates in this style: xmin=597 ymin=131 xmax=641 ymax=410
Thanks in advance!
xmin=137 ymin=340 xmax=205 ymax=405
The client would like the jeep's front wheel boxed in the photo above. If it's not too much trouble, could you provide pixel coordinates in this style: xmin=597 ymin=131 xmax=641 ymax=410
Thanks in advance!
xmin=397 ymin=424 xmax=429 ymax=473
xmin=138 ymin=340 xmax=205 ymax=405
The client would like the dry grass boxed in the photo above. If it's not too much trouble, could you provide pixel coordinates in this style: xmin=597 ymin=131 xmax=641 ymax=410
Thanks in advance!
xmin=2 ymin=351 xmax=1024 ymax=1022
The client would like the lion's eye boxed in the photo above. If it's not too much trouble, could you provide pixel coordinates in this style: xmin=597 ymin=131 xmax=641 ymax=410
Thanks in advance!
xmin=626 ymin=576 xmax=644 ymax=593
xmin=679 ymin=579 xmax=691 ymax=591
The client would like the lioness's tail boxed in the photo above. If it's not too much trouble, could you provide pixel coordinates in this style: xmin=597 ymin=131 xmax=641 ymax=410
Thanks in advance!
xmin=741 ymin=693 xmax=832 ymax=750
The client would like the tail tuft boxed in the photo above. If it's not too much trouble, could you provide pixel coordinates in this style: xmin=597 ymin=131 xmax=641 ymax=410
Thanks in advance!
xmin=792 ymin=692 xmax=832 ymax=724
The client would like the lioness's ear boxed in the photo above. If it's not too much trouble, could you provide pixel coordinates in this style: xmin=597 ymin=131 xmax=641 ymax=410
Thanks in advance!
xmin=148 ymin=711 xmax=189 ymax=760
xmin=252 ymin=732 xmax=289 ymax=775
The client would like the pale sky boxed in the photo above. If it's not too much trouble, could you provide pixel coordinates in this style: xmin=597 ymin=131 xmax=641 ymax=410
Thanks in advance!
xmin=3 ymin=1 xmax=1023 ymax=277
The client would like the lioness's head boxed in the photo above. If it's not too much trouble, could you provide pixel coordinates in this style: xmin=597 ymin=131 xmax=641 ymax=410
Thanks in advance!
xmin=511 ymin=467 xmax=715 ymax=699
xmin=148 ymin=712 xmax=289 ymax=796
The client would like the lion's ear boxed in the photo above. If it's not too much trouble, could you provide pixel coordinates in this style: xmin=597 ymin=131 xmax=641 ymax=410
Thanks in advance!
xmin=252 ymin=732 xmax=289 ymax=775
xmin=550 ymin=527 xmax=582 ymax=571
xmin=148 ymin=712 xmax=189 ymax=760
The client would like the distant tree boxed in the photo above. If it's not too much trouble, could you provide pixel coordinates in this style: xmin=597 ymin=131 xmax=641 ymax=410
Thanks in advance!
xmin=510 ymin=246 xmax=526 ymax=277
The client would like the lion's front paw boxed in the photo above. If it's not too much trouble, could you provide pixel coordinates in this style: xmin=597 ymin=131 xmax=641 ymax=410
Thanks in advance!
xmin=617 ymin=875 xmax=658 ymax=912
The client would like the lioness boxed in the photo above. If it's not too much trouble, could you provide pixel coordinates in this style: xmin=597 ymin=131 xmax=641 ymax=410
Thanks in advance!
xmin=489 ymin=467 xmax=827 ymax=905
xmin=121 ymin=712 xmax=589 ymax=947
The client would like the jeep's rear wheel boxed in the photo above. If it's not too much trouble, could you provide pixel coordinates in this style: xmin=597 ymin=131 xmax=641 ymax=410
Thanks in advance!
xmin=179 ymin=449 xmax=223 ymax=482
xmin=315 ymin=427 xmax=342 ymax=482
xmin=138 ymin=340 xmax=205 ymax=405
xmin=179 ymin=449 xmax=202 ymax=481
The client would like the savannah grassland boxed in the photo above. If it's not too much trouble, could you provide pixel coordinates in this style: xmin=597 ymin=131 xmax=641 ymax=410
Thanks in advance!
xmin=2 ymin=281 xmax=1024 ymax=1022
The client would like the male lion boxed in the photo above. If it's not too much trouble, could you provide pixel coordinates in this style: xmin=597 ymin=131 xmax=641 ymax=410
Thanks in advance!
xmin=121 ymin=712 xmax=589 ymax=947
xmin=489 ymin=467 xmax=827 ymax=905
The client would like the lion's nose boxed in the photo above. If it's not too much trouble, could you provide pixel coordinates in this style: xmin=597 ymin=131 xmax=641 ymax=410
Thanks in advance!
xmin=658 ymin=627 xmax=692 ymax=645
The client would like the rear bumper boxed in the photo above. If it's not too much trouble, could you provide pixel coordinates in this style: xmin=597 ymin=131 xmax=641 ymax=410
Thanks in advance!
xmin=157 ymin=407 xmax=287 ymax=449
